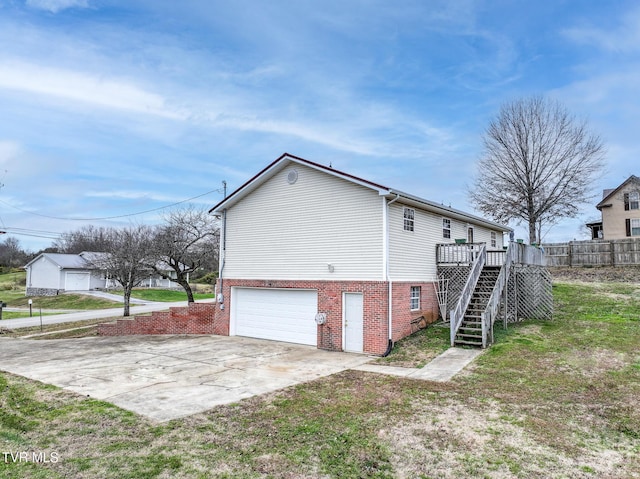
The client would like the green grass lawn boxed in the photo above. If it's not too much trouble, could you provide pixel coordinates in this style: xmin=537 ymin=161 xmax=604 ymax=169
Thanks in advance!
xmin=1 ymin=281 xmax=639 ymax=478
xmin=6 ymin=294 xmax=120 ymax=311
xmin=128 ymin=288 xmax=215 ymax=302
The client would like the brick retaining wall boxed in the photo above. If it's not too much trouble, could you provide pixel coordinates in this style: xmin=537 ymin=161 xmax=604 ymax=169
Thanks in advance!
xmin=98 ymin=302 xmax=216 ymax=336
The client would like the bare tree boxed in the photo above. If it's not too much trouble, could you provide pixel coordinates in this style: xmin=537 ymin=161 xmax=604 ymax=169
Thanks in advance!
xmin=87 ymin=225 xmax=153 ymax=316
xmin=469 ymin=95 xmax=606 ymax=244
xmin=0 ymin=237 xmax=30 ymax=269
xmin=52 ymin=225 xmax=113 ymax=254
xmin=148 ymin=206 xmax=219 ymax=303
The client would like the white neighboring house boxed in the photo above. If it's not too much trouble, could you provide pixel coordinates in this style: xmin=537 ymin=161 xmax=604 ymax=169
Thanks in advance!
xmin=24 ymin=251 xmax=183 ymax=296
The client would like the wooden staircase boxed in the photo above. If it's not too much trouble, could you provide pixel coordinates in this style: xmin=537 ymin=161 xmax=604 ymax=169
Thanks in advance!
xmin=453 ymin=266 xmax=500 ymax=347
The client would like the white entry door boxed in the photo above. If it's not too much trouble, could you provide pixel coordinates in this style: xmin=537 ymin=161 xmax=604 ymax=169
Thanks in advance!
xmin=343 ymin=292 xmax=364 ymax=353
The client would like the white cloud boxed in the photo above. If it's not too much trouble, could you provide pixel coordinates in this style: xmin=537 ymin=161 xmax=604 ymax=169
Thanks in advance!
xmin=563 ymin=6 xmax=640 ymax=53
xmin=0 ymin=60 xmax=185 ymax=120
xmin=84 ymin=190 xmax=178 ymax=203
xmin=25 ymin=0 xmax=89 ymax=14
xmin=0 ymin=140 xmax=21 ymax=164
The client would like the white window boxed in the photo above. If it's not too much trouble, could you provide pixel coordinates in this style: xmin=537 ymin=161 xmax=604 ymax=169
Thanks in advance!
xmin=630 ymin=192 xmax=640 ymax=210
xmin=442 ymin=218 xmax=451 ymax=239
xmin=491 ymin=231 xmax=497 ymax=248
xmin=632 ymin=219 xmax=640 ymax=236
xmin=403 ymin=207 xmax=415 ymax=232
xmin=410 ymin=286 xmax=421 ymax=310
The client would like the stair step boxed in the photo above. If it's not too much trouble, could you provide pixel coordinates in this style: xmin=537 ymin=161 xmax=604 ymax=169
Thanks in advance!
xmin=454 ymin=339 xmax=483 ymax=347
xmin=456 ymin=334 xmax=482 ymax=340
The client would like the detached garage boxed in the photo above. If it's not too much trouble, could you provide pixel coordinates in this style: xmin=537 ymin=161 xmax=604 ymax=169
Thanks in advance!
xmin=230 ymin=288 xmax=318 ymax=346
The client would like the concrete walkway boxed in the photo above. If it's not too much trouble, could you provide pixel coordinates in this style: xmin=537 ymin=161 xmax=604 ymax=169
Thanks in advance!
xmin=0 ymin=299 xmax=216 ymax=330
xmin=353 ymin=347 xmax=483 ymax=382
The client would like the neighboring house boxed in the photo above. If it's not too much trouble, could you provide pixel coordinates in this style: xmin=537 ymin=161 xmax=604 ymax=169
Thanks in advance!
xmin=24 ymin=251 xmax=183 ymax=296
xmin=209 ymin=153 xmax=512 ymax=355
xmin=588 ymin=175 xmax=640 ymax=240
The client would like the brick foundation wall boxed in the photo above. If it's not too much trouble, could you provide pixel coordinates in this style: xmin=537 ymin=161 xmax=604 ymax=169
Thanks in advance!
xmin=216 ymin=279 xmax=437 ymax=355
xmin=216 ymin=279 xmax=389 ymax=355
xmin=98 ymin=302 xmax=217 ymax=336
xmin=390 ymin=282 xmax=439 ymax=341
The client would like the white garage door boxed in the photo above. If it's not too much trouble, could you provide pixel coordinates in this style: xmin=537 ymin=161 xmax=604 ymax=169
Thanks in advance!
xmin=65 ymin=272 xmax=90 ymax=291
xmin=232 ymin=288 xmax=318 ymax=346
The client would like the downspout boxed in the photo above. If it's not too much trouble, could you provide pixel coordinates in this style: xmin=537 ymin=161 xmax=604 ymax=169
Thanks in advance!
xmin=217 ymin=208 xmax=227 ymax=310
xmin=382 ymin=193 xmax=400 ymax=357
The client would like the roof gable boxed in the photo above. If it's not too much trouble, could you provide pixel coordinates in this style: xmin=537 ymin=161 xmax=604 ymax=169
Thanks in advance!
xmin=210 ymin=153 xmax=511 ymax=232
xmin=597 ymin=175 xmax=640 ymax=210
xmin=24 ymin=251 xmax=110 ymax=270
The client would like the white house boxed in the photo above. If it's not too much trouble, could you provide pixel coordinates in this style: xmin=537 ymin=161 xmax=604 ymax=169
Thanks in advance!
xmin=25 ymin=251 xmax=183 ymax=296
xmin=209 ymin=153 xmax=511 ymax=355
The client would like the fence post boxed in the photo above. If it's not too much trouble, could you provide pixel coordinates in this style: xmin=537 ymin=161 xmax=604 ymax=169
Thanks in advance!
xmin=610 ymin=240 xmax=615 ymax=267
xmin=568 ymin=241 xmax=573 ymax=267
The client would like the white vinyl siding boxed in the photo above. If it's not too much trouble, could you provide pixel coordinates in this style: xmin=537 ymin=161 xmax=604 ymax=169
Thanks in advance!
xmin=223 ymin=164 xmax=383 ymax=280
xmin=389 ymin=203 xmax=442 ymax=280
xmin=471 ymin=228 xmax=504 ymax=249
xmin=389 ymin=202 xmax=505 ymax=280
xmin=27 ymin=256 xmax=62 ymax=289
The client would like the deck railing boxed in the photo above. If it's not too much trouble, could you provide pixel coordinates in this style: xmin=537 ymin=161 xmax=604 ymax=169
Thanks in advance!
xmin=437 ymin=243 xmax=505 ymax=266
xmin=449 ymin=243 xmax=486 ymax=346
xmin=480 ymin=242 xmax=515 ymax=347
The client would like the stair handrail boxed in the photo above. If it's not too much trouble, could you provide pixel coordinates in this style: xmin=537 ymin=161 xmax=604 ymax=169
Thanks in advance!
xmin=450 ymin=243 xmax=486 ymax=346
xmin=480 ymin=242 xmax=515 ymax=347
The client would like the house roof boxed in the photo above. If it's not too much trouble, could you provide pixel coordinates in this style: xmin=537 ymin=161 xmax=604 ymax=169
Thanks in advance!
xmin=596 ymin=175 xmax=640 ymax=210
xmin=24 ymin=251 xmax=184 ymax=272
xmin=210 ymin=153 xmax=512 ymax=232
xmin=23 ymin=252 xmax=105 ymax=270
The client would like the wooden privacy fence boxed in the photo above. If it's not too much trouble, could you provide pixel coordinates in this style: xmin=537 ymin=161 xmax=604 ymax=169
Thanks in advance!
xmin=543 ymin=238 xmax=640 ymax=267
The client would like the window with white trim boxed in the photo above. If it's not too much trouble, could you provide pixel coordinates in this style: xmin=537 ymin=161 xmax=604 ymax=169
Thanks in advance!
xmin=631 ymin=219 xmax=640 ymax=236
xmin=410 ymin=286 xmax=421 ymax=310
xmin=442 ymin=218 xmax=451 ymax=239
xmin=403 ymin=207 xmax=415 ymax=232
xmin=491 ymin=231 xmax=497 ymax=248
xmin=630 ymin=192 xmax=640 ymax=210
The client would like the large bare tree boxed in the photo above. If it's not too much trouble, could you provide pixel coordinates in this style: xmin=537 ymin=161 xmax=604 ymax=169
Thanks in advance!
xmin=148 ymin=206 xmax=219 ymax=303
xmin=87 ymin=225 xmax=153 ymax=316
xmin=469 ymin=96 xmax=606 ymax=244
xmin=53 ymin=225 xmax=113 ymax=254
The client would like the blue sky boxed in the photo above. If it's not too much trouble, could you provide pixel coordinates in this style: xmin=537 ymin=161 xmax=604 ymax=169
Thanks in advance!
xmin=1 ymin=0 xmax=638 ymax=251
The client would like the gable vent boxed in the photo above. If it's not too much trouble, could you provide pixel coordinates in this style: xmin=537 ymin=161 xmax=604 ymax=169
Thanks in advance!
xmin=287 ymin=169 xmax=298 ymax=184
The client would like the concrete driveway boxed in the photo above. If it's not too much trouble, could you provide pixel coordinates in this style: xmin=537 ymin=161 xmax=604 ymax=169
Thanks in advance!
xmin=0 ymin=335 xmax=371 ymax=422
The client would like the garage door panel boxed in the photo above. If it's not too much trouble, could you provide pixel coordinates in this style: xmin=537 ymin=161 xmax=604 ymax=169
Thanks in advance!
xmin=233 ymin=288 xmax=318 ymax=346
xmin=65 ymin=272 xmax=89 ymax=291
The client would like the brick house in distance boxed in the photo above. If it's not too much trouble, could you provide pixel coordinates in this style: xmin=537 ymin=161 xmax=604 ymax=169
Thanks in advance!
xmin=209 ymin=153 xmax=511 ymax=355
xmin=587 ymin=175 xmax=640 ymax=240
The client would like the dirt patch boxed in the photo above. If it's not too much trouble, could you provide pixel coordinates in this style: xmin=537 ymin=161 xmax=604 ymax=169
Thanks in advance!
xmin=385 ymin=398 xmax=635 ymax=479
xmin=550 ymin=266 xmax=640 ymax=283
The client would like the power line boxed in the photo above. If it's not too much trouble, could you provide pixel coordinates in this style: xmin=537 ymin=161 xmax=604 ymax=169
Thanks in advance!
xmin=0 ymin=187 xmax=224 ymax=221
